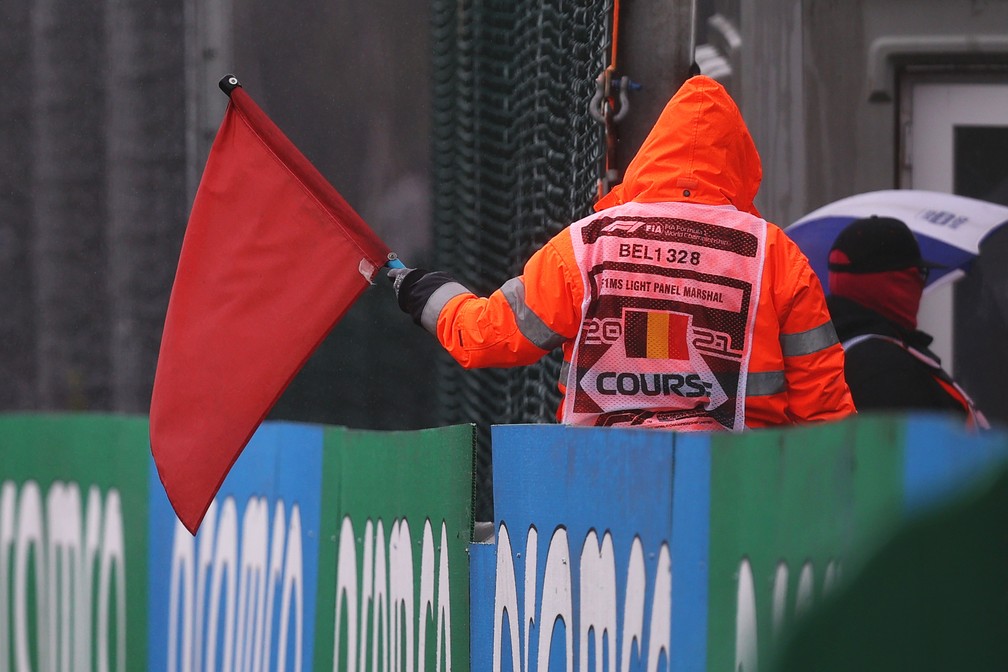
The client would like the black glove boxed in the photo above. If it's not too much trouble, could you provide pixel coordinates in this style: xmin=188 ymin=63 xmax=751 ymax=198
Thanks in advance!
xmin=386 ymin=267 xmax=459 ymax=326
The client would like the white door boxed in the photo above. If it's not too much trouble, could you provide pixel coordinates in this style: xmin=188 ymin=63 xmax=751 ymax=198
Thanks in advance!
xmin=902 ymin=79 xmax=1008 ymax=421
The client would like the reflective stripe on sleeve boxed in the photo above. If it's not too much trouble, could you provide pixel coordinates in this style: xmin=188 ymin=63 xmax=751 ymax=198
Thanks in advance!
xmin=420 ymin=282 xmax=471 ymax=334
xmin=746 ymin=370 xmax=785 ymax=396
xmin=780 ymin=321 xmax=839 ymax=357
xmin=501 ymin=278 xmax=568 ymax=352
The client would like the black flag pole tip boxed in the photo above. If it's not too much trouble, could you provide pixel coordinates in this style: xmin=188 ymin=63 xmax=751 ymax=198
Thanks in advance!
xmin=219 ymin=74 xmax=242 ymax=96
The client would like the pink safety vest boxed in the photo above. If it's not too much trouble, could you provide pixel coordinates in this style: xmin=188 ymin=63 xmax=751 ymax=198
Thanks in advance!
xmin=562 ymin=201 xmax=767 ymax=431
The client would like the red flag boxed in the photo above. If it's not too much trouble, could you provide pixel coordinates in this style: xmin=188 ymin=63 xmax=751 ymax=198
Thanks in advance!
xmin=150 ymin=77 xmax=391 ymax=533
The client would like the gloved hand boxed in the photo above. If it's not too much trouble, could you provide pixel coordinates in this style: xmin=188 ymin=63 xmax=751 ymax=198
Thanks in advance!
xmin=386 ymin=266 xmax=464 ymax=330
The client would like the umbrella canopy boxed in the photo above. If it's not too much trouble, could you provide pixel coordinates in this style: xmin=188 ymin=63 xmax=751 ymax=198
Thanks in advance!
xmin=786 ymin=189 xmax=1008 ymax=292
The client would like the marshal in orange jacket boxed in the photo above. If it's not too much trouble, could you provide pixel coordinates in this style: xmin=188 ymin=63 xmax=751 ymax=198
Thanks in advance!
xmin=393 ymin=75 xmax=855 ymax=429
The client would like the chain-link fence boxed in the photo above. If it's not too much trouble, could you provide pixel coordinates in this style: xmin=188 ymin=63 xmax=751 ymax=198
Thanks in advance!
xmin=431 ymin=0 xmax=613 ymax=520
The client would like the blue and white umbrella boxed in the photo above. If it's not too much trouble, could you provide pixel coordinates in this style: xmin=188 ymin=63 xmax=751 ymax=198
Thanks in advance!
xmin=786 ymin=189 xmax=1008 ymax=292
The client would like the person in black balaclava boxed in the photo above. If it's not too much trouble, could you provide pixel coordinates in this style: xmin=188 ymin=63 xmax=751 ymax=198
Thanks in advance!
xmin=826 ymin=215 xmax=987 ymax=428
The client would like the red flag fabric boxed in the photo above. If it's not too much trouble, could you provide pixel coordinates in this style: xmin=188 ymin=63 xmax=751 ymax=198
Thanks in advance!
xmin=150 ymin=80 xmax=391 ymax=533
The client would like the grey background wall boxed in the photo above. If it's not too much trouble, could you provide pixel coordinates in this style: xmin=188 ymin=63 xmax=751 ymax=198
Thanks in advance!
xmin=2 ymin=0 xmax=1005 ymax=435
xmin=0 ymin=0 xmax=440 ymax=430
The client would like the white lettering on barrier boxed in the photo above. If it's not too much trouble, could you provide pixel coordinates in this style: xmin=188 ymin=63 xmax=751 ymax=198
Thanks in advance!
xmin=646 ymin=543 xmax=672 ymax=671
xmin=579 ymin=530 xmax=616 ymax=672
xmin=419 ymin=519 xmax=434 ymax=671
xmin=493 ymin=523 xmax=520 ymax=672
xmin=0 ymin=479 xmax=125 ymax=672
xmin=332 ymin=517 xmax=453 ymax=672
xmin=0 ymin=482 xmax=13 ymax=671
xmin=770 ymin=562 xmax=787 ymax=641
xmin=435 ymin=520 xmax=452 ymax=672
xmin=98 ymin=489 xmax=126 ymax=672
xmin=734 ymin=557 xmax=843 ymax=671
xmin=390 ymin=519 xmax=415 ymax=672
xmin=205 ymin=497 xmax=238 ymax=672
xmin=335 ymin=517 xmax=359 ymax=672
xmin=621 ymin=537 xmax=645 ymax=668
xmin=14 ymin=481 xmax=43 ymax=672
xmin=735 ymin=558 xmax=758 ymax=672
xmin=236 ymin=496 xmax=268 ymax=672
xmin=522 ymin=527 xmax=537 ymax=672
xmin=167 ymin=497 xmax=304 ymax=672
xmin=794 ymin=562 xmax=814 ymax=620
xmin=539 ymin=527 xmax=573 ymax=671
xmin=493 ymin=524 xmax=672 ymax=672
xmin=279 ymin=507 xmax=304 ymax=672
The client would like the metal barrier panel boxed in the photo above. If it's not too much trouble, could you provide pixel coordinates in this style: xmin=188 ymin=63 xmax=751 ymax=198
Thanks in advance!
xmin=481 ymin=424 xmax=706 ymax=672
xmin=476 ymin=415 xmax=1008 ymax=672
xmin=316 ymin=424 xmax=476 ymax=672
xmin=4 ymin=412 xmax=1005 ymax=672
xmin=773 ymin=453 xmax=1008 ymax=671
xmin=0 ymin=413 xmax=151 ymax=672
xmin=903 ymin=413 xmax=1008 ymax=513
xmin=147 ymin=421 xmax=325 ymax=672
xmin=705 ymin=416 xmax=906 ymax=672
xmin=0 ymin=415 xmax=475 ymax=672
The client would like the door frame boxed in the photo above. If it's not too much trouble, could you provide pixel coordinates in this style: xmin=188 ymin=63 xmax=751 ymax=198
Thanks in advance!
xmin=897 ymin=69 xmax=1008 ymax=372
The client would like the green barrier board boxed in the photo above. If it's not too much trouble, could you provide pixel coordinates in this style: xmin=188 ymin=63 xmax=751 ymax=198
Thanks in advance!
xmin=315 ymin=424 xmax=475 ymax=672
xmin=772 ymin=464 xmax=1008 ymax=671
xmin=0 ymin=413 xmax=150 ymax=672
xmin=706 ymin=416 xmax=906 ymax=671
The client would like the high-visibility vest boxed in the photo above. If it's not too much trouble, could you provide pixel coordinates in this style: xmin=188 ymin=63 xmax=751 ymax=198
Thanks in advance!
xmin=561 ymin=201 xmax=766 ymax=430
xmin=843 ymin=334 xmax=990 ymax=430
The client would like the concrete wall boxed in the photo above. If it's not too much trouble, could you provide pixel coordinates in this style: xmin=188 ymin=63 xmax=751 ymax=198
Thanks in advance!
xmin=704 ymin=0 xmax=1008 ymax=226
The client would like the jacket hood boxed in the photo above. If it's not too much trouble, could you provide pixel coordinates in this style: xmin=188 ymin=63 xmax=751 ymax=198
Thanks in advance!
xmin=595 ymin=75 xmax=763 ymax=216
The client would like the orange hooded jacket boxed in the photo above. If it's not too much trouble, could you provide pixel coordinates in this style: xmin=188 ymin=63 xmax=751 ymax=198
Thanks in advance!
xmin=419 ymin=75 xmax=855 ymax=428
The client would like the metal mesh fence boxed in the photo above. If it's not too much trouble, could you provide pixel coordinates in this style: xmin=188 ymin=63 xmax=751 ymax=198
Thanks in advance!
xmin=431 ymin=0 xmax=611 ymax=520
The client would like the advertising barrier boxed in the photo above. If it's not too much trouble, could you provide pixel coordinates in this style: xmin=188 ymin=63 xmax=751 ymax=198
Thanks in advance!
xmin=481 ymin=425 xmax=713 ymax=672
xmin=147 ymin=422 xmax=326 ymax=672
xmin=0 ymin=413 xmax=150 ymax=672
xmin=0 ymin=415 xmax=474 ymax=672
xmin=476 ymin=414 xmax=1008 ymax=672
xmin=314 ymin=425 xmax=475 ymax=672
xmin=1 ymin=412 xmax=1005 ymax=671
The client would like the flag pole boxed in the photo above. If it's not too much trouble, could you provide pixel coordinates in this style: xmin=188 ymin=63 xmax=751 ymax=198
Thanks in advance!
xmin=219 ymin=74 xmax=241 ymax=96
